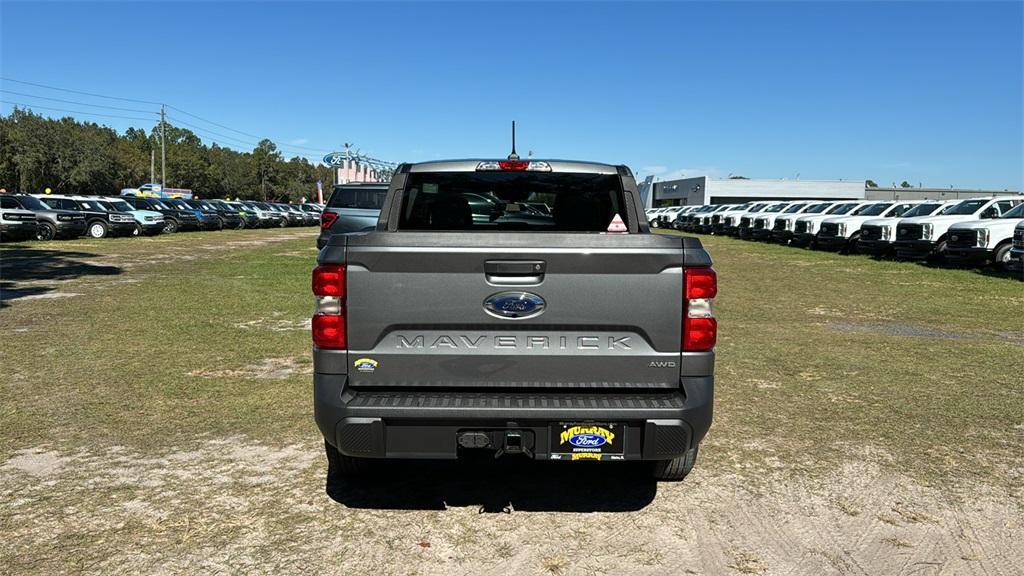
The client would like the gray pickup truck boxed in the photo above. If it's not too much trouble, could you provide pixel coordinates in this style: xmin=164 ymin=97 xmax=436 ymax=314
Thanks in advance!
xmin=313 ymin=158 xmax=717 ymax=481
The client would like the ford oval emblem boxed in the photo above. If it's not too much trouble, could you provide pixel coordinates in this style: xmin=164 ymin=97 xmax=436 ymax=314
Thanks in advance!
xmin=483 ymin=291 xmax=546 ymax=320
xmin=568 ymin=433 xmax=607 ymax=448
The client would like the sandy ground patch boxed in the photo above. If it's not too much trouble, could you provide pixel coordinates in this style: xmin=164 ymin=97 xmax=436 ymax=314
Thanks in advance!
xmin=188 ymin=357 xmax=313 ymax=380
xmin=1 ymin=439 xmax=1020 ymax=575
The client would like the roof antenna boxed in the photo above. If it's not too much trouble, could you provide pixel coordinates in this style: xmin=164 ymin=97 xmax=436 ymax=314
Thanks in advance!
xmin=507 ymin=120 xmax=519 ymax=160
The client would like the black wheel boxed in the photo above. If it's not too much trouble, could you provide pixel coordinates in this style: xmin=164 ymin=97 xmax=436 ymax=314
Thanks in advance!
xmin=994 ymin=242 xmax=1012 ymax=268
xmin=928 ymin=239 xmax=948 ymax=262
xmin=87 ymin=220 xmax=108 ymax=239
xmin=132 ymin=223 xmax=142 ymax=237
xmin=843 ymin=232 xmax=861 ymax=255
xmin=652 ymin=445 xmax=699 ymax=481
xmin=236 ymin=219 xmax=246 ymax=230
xmin=278 ymin=219 xmax=287 ymax=228
xmin=36 ymin=222 xmax=56 ymax=241
xmin=325 ymin=440 xmax=371 ymax=482
xmin=163 ymin=219 xmax=179 ymax=234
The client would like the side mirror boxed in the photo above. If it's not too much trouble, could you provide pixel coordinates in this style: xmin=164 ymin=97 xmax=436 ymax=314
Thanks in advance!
xmin=981 ymin=208 xmax=998 ymax=219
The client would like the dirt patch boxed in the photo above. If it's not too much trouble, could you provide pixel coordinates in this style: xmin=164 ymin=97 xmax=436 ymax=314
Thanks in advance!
xmin=188 ymin=357 xmax=312 ymax=380
xmin=233 ymin=317 xmax=312 ymax=332
xmin=825 ymin=321 xmax=1024 ymax=347
xmin=1 ymin=440 xmax=1020 ymax=575
xmin=17 ymin=292 xmax=83 ymax=300
xmin=0 ymin=449 xmax=67 ymax=478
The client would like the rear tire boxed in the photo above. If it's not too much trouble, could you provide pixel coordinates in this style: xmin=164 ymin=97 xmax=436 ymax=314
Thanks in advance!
xmin=36 ymin=222 xmax=56 ymax=241
xmin=652 ymin=446 xmax=699 ymax=481
xmin=843 ymin=232 xmax=861 ymax=255
xmin=87 ymin=221 xmax=108 ymax=239
xmin=994 ymin=242 xmax=1012 ymax=268
xmin=325 ymin=440 xmax=372 ymax=482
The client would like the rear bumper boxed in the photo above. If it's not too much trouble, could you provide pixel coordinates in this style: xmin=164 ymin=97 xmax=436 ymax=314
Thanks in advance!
xmin=314 ymin=373 xmax=714 ymax=461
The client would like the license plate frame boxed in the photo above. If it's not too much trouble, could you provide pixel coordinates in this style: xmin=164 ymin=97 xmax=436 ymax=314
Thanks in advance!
xmin=549 ymin=422 xmax=625 ymax=461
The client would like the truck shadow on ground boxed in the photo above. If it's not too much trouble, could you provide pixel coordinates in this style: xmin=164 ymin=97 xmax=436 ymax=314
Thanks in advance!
xmin=0 ymin=246 xmax=121 ymax=306
xmin=327 ymin=455 xmax=658 ymax=513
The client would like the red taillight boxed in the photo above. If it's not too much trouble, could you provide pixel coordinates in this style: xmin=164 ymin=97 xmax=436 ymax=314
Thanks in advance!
xmin=498 ymin=160 xmax=530 ymax=171
xmin=312 ymin=314 xmax=346 ymax=349
xmin=683 ymin=267 xmax=717 ymax=351
xmin=320 ymin=211 xmax=338 ymax=229
xmin=312 ymin=264 xmax=345 ymax=297
xmin=312 ymin=264 xmax=346 ymax=349
xmin=685 ymin=267 xmax=717 ymax=300
xmin=683 ymin=317 xmax=717 ymax=351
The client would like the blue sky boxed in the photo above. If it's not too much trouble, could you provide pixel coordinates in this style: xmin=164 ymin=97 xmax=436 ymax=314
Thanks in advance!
xmin=2 ymin=1 xmax=1022 ymax=189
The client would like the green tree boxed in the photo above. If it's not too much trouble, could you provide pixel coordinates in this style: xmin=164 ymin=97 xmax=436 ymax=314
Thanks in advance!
xmin=865 ymin=179 xmax=878 ymax=188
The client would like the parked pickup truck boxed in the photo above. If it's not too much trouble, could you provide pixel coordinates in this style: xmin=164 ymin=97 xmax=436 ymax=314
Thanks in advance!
xmin=814 ymin=201 xmax=920 ymax=252
xmin=894 ymin=197 xmax=1022 ymax=260
xmin=945 ymin=202 xmax=1024 ymax=268
xmin=857 ymin=200 xmax=955 ymax=256
xmin=1008 ymin=221 xmax=1024 ymax=274
xmin=313 ymin=158 xmax=717 ymax=481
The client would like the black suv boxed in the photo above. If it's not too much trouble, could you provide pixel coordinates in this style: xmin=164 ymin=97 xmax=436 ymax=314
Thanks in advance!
xmin=186 ymin=199 xmax=242 ymax=229
xmin=211 ymin=199 xmax=259 ymax=228
xmin=35 ymin=195 xmax=137 ymax=238
xmin=160 ymin=198 xmax=223 ymax=231
xmin=1 ymin=194 xmax=87 ymax=240
xmin=123 ymin=196 xmax=201 ymax=233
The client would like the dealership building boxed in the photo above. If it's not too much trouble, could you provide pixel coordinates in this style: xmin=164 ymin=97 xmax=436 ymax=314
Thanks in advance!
xmin=649 ymin=177 xmax=864 ymax=208
xmin=648 ymin=176 xmax=1021 ymax=208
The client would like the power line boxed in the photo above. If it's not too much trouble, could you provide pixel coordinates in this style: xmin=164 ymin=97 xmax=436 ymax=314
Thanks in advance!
xmin=1 ymin=77 xmax=394 ymax=164
xmin=0 ymin=89 xmax=158 ymax=115
xmin=165 ymin=104 xmax=331 ymax=153
xmin=165 ymin=115 xmax=326 ymax=157
xmin=0 ymin=77 xmax=164 ymax=106
xmin=0 ymin=100 xmax=158 ymax=123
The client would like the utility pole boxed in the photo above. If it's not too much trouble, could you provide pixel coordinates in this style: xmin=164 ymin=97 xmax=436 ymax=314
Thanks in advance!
xmin=160 ymin=104 xmax=167 ymax=187
xmin=150 ymin=149 xmax=155 ymax=184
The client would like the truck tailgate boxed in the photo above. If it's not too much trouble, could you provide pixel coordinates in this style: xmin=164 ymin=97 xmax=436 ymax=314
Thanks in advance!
xmin=333 ymin=232 xmax=697 ymax=390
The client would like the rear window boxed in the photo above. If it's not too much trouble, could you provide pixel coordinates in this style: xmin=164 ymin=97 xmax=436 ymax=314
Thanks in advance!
xmin=329 ymin=186 xmax=388 ymax=210
xmin=397 ymin=172 xmax=625 ymax=231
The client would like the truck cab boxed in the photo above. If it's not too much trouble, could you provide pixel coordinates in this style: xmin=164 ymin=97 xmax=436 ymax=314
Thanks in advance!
xmin=313 ymin=158 xmax=716 ymax=481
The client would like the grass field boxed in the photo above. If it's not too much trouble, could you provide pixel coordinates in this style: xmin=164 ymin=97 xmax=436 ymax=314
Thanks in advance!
xmin=1 ymin=229 xmax=1022 ymax=575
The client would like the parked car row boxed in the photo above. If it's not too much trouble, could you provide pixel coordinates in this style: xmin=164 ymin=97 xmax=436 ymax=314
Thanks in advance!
xmin=647 ymin=196 xmax=1024 ymax=272
xmin=0 ymin=193 xmax=324 ymax=241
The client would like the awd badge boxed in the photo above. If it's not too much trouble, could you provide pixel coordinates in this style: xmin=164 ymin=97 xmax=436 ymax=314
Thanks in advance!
xmin=353 ymin=358 xmax=378 ymax=373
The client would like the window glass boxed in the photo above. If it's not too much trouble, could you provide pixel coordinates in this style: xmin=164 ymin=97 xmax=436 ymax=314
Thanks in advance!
xmin=398 ymin=172 xmax=625 ymax=231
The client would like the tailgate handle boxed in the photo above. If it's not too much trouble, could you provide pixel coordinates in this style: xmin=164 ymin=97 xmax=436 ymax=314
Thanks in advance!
xmin=485 ymin=260 xmax=546 ymax=285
